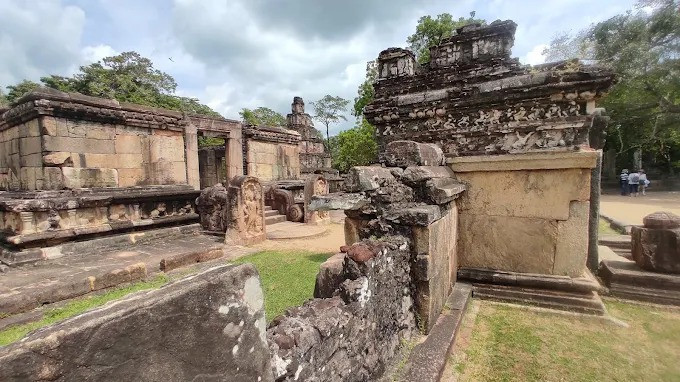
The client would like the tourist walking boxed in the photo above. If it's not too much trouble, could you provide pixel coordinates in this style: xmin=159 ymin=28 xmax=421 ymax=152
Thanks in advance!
xmin=639 ymin=169 xmax=649 ymax=196
xmin=628 ymin=169 xmax=641 ymax=197
xmin=619 ymin=169 xmax=629 ymax=195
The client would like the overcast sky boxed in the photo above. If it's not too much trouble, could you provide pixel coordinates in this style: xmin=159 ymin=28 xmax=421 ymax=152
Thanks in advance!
xmin=1 ymin=0 xmax=636 ymax=134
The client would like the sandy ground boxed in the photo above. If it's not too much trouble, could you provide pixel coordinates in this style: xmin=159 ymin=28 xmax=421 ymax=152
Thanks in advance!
xmin=600 ymin=191 xmax=680 ymax=225
xmin=251 ymin=210 xmax=346 ymax=254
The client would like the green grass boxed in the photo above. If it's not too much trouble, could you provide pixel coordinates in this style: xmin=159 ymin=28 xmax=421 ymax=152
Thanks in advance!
xmin=598 ymin=218 xmax=619 ymax=235
xmin=232 ymin=250 xmax=332 ymax=321
xmin=451 ymin=299 xmax=680 ymax=382
xmin=0 ymin=274 xmax=169 ymax=347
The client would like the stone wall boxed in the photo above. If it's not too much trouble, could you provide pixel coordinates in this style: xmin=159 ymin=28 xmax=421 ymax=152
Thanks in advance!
xmin=244 ymin=125 xmax=301 ymax=181
xmin=285 ymin=97 xmax=333 ymax=175
xmin=0 ymin=264 xmax=274 ymax=382
xmin=0 ymin=88 xmax=189 ymax=191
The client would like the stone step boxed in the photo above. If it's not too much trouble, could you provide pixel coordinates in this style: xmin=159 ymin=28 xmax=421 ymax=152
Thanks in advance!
xmin=265 ymin=214 xmax=287 ymax=225
xmin=265 ymin=209 xmax=280 ymax=217
xmin=264 ymin=205 xmax=273 ymax=211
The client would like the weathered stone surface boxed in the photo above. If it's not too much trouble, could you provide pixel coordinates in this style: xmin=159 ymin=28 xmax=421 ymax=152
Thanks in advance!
xmin=303 ymin=174 xmax=329 ymax=224
xmin=458 ymin=213 xmax=558 ymax=274
xmin=344 ymin=166 xmax=395 ymax=192
xmin=42 ymin=152 xmax=71 ymax=166
xmin=454 ymin=167 xmax=591 ymax=220
xmin=0 ymin=264 xmax=274 ymax=382
xmin=632 ymin=226 xmax=680 ymax=274
xmin=195 ymin=183 xmax=229 ymax=232
xmin=384 ymin=140 xmax=444 ymax=167
xmin=412 ymin=207 xmax=458 ymax=331
xmin=554 ymin=201 xmax=590 ymax=277
xmin=268 ymin=237 xmax=414 ymax=382
xmin=344 ymin=217 xmax=369 ymax=246
xmin=308 ymin=192 xmax=369 ymax=211
xmin=643 ymin=211 xmax=680 ymax=229
xmin=285 ymin=97 xmax=334 ymax=176
xmin=425 ymin=177 xmax=466 ymax=204
xmin=384 ymin=204 xmax=442 ymax=226
xmin=313 ymin=253 xmax=346 ymax=298
xmin=61 ymin=167 xmax=119 ymax=188
xmin=225 ymin=176 xmax=266 ymax=245
xmin=402 ymin=166 xmax=455 ymax=184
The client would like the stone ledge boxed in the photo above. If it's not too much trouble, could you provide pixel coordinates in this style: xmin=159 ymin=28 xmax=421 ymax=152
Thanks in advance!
xmin=458 ymin=267 xmax=603 ymax=293
xmin=447 ymin=150 xmax=598 ymax=172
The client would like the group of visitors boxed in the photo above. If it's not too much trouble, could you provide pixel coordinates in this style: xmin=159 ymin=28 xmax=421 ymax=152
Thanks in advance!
xmin=619 ymin=169 xmax=650 ymax=197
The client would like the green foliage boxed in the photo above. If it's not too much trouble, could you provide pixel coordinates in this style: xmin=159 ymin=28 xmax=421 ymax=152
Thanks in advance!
xmin=331 ymin=119 xmax=378 ymax=172
xmin=407 ymin=12 xmax=486 ymax=64
xmin=239 ymin=106 xmax=286 ymax=126
xmin=353 ymin=60 xmax=377 ymax=118
xmin=0 ymin=88 xmax=8 ymax=107
xmin=5 ymin=80 xmax=40 ymax=103
xmin=4 ymin=51 xmax=220 ymax=117
xmin=232 ymin=250 xmax=331 ymax=321
xmin=198 ymin=136 xmax=226 ymax=147
xmin=0 ymin=274 xmax=169 ymax=347
xmin=311 ymin=94 xmax=350 ymax=147
xmin=543 ymin=0 xmax=680 ymax=173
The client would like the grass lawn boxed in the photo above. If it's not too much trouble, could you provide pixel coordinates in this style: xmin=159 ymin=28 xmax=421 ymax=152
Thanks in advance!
xmin=598 ymin=218 xmax=619 ymax=235
xmin=233 ymin=250 xmax=332 ymax=321
xmin=0 ymin=274 xmax=169 ymax=347
xmin=448 ymin=299 xmax=680 ymax=382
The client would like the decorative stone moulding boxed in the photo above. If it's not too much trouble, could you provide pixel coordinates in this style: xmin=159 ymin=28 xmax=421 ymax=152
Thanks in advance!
xmin=0 ymin=185 xmax=200 ymax=247
xmin=225 ymin=176 xmax=266 ymax=245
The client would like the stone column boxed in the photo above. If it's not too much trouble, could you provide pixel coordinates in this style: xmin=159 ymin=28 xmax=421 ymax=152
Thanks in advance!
xmin=19 ymin=211 xmax=35 ymax=234
xmin=587 ymin=150 xmax=602 ymax=272
xmin=226 ymin=129 xmax=244 ymax=182
xmin=184 ymin=122 xmax=200 ymax=190
xmin=225 ymin=176 xmax=266 ymax=245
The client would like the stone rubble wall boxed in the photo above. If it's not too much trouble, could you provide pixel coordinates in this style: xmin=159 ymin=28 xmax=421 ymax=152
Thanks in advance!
xmin=0 ymin=264 xmax=274 ymax=382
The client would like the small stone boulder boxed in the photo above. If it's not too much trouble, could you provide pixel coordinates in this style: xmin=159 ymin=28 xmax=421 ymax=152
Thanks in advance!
xmin=384 ymin=140 xmax=444 ymax=168
xmin=345 ymin=166 xmax=395 ymax=192
xmin=632 ymin=211 xmax=680 ymax=274
xmin=314 ymin=253 xmax=346 ymax=298
xmin=401 ymin=166 xmax=454 ymax=185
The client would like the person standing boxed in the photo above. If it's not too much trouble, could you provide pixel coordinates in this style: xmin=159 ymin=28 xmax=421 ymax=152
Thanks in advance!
xmin=628 ymin=169 xmax=641 ymax=197
xmin=619 ymin=169 xmax=629 ymax=196
xmin=639 ymin=169 xmax=649 ymax=196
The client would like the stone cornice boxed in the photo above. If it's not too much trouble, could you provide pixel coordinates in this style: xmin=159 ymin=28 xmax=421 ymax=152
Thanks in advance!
xmin=244 ymin=125 xmax=301 ymax=145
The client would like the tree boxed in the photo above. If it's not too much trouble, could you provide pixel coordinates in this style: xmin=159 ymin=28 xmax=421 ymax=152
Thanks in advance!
xmin=5 ymin=80 xmax=40 ymax=103
xmin=239 ymin=107 xmax=286 ymax=126
xmin=4 ymin=51 xmax=220 ymax=118
xmin=0 ymin=88 xmax=8 ymax=107
xmin=543 ymin=0 xmax=680 ymax=173
xmin=353 ymin=60 xmax=377 ymax=118
xmin=331 ymin=119 xmax=378 ymax=172
xmin=407 ymin=12 xmax=485 ymax=64
xmin=311 ymin=95 xmax=350 ymax=151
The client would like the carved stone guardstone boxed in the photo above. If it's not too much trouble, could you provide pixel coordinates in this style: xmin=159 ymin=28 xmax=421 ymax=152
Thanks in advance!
xmin=195 ymin=183 xmax=229 ymax=232
xmin=304 ymin=174 xmax=329 ymax=225
xmin=632 ymin=211 xmax=680 ymax=274
xmin=225 ymin=176 xmax=266 ymax=245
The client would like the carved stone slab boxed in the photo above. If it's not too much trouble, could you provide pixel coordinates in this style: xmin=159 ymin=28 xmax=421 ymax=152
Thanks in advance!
xmin=303 ymin=174 xmax=329 ymax=225
xmin=225 ymin=176 xmax=266 ymax=245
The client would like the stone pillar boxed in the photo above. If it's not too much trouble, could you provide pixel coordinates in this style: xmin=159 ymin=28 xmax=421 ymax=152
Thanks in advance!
xmin=184 ymin=122 xmax=200 ymax=190
xmin=304 ymin=174 xmax=329 ymax=225
xmin=377 ymin=48 xmax=416 ymax=80
xmin=225 ymin=176 xmax=265 ymax=245
xmin=631 ymin=212 xmax=680 ymax=273
xmin=19 ymin=211 xmax=35 ymax=234
xmin=226 ymin=130 xmax=244 ymax=182
xmin=587 ymin=150 xmax=602 ymax=272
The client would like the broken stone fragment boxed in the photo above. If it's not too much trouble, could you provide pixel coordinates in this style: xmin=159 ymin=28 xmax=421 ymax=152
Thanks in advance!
xmin=308 ymin=193 xmax=369 ymax=211
xmin=631 ymin=211 xmax=680 ymax=274
xmin=383 ymin=204 xmax=442 ymax=226
xmin=42 ymin=152 xmax=72 ymax=166
xmin=384 ymin=140 xmax=444 ymax=167
xmin=425 ymin=178 xmax=466 ymax=204
xmin=341 ymin=242 xmax=379 ymax=263
xmin=643 ymin=211 xmax=680 ymax=229
xmin=344 ymin=166 xmax=395 ymax=192
xmin=401 ymin=166 xmax=455 ymax=184
xmin=313 ymin=252 xmax=346 ymax=298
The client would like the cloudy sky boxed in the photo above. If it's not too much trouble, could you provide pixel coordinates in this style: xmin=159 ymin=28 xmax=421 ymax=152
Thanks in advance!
xmin=1 ymin=0 xmax=636 ymax=134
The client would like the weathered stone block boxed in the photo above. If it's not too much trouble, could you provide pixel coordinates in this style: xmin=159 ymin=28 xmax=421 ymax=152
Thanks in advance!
xmin=344 ymin=217 xmax=369 ymax=246
xmin=42 ymin=151 xmax=72 ymax=166
xmin=20 ymin=153 xmax=42 ymax=167
xmin=225 ymin=176 xmax=266 ymax=245
xmin=19 ymin=136 xmax=41 ymax=155
xmin=632 ymin=216 xmax=680 ymax=274
xmin=384 ymin=140 xmax=444 ymax=167
xmin=345 ymin=166 xmax=395 ymax=192
xmin=40 ymin=116 xmax=58 ymax=136
xmin=62 ymin=167 xmax=119 ymax=188
xmin=425 ymin=177 xmax=466 ymax=204
xmin=384 ymin=205 xmax=442 ymax=226
xmin=402 ymin=165 xmax=455 ymax=184
xmin=458 ymin=213 xmax=558 ymax=274
xmin=553 ymin=201 xmax=590 ymax=277
xmin=115 ymin=134 xmax=143 ymax=154
xmin=43 ymin=136 xmax=115 ymax=154
xmin=314 ymin=253 xmax=346 ymax=298
xmin=0 ymin=264 xmax=273 ymax=382
xmin=642 ymin=211 xmax=680 ymax=229
xmin=117 ymin=168 xmax=144 ymax=187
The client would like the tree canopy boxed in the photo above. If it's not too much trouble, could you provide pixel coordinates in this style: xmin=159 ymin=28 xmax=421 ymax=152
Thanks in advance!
xmin=407 ymin=12 xmax=485 ymax=64
xmin=3 ymin=51 xmax=220 ymax=117
xmin=331 ymin=119 xmax=378 ymax=173
xmin=311 ymin=95 xmax=350 ymax=148
xmin=239 ymin=107 xmax=286 ymax=126
xmin=353 ymin=60 xmax=377 ymax=118
xmin=543 ymin=0 xmax=680 ymax=173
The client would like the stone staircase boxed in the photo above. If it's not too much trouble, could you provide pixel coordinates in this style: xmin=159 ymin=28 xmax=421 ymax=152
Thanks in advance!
xmin=264 ymin=205 xmax=287 ymax=226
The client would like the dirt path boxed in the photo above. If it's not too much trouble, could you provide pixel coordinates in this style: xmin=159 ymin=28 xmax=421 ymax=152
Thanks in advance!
xmin=600 ymin=191 xmax=680 ymax=225
xmin=252 ymin=222 xmax=346 ymax=254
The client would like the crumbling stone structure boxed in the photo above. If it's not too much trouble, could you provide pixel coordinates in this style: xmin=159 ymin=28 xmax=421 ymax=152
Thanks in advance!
xmin=285 ymin=97 xmax=332 ymax=176
xmin=632 ymin=211 xmax=680 ymax=274
xmin=366 ymin=20 xmax=615 ymax=307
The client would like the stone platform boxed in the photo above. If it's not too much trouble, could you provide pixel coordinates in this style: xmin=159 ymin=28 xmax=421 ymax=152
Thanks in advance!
xmin=265 ymin=221 xmax=328 ymax=240
xmin=599 ymin=258 xmax=680 ymax=306
xmin=0 ymin=224 xmax=255 ymax=316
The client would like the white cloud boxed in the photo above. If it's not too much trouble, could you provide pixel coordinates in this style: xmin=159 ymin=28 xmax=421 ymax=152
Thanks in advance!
xmin=522 ymin=44 xmax=548 ymax=65
xmin=81 ymin=44 xmax=117 ymax=64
